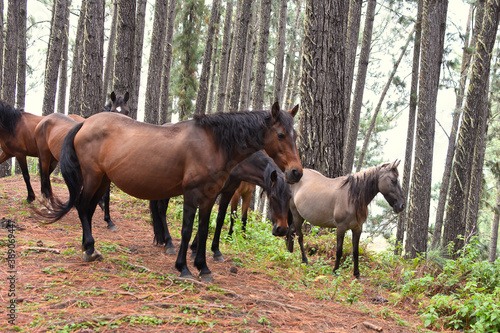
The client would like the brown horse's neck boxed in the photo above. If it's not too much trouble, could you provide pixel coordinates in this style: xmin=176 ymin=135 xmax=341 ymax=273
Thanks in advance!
xmin=344 ymin=166 xmax=380 ymax=222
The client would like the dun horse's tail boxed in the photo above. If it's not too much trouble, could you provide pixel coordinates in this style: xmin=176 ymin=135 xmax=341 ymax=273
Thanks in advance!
xmin=45 ymin=122 xmax=84 ymax=223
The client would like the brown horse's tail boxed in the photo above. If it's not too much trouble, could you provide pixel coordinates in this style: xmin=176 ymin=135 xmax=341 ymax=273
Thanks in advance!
xmin=44 ymin=122 xmax=84 ymax=223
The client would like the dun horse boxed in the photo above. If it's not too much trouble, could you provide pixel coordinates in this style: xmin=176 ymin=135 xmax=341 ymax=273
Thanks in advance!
xmin=0 ymin=101 xmax=43 ymax=202
xmin=151 ymin=150 xmax=291 ymax=262
xmin=287 ymin=161 xmax=405 ymax=278
xmin=34 ymin=92 xmax=130 ymax=229
xmin=47 ymin=102 xmax=302 ymax=281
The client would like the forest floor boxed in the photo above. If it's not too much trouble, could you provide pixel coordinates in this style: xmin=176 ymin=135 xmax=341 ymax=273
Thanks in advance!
xmin=0 ymin=175 xmax=451 ymax=332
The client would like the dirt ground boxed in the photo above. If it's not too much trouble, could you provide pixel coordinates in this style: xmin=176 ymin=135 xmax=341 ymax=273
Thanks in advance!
xmin=0 ymin=175 xmax=442 ymax=332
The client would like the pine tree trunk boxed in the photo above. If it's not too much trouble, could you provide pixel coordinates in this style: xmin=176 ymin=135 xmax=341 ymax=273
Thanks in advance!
xmin=159 ymin=0 xmax=177 ymax=124
xmin=206 ymin=34 xmax=220 ymax=114
xmin=16 ymin=0 xmax=27 ymax=110
xmin=443 ymin=0 xmax=499 ymax=256
xmin=224 ymin=0 xmax=242 ymax=111
xmin=344 ymin=0 xmax=362 ymax=130
xmin=42 ymin=0 xmax=68 ymax=116
xmin=272 ymin=0 xmax=287 ymax=104
xmin=194 ymin=0 xmax=221 ymax=115
xmin=356 ymin=27 xmax=414 ymax=172
xmin=144 ymin=0 xmax=169 ymax=124
xmin=489 ymin=178 xmax=500 ymax=263
xmin=215 ymin=0 xmax=234 ymax=113
xmin=68 ymin=1 xmax=87 ymax=116
xmin=251 ymin=0 xmax=271 ymax=111
xmin=227 ymin=0 xmax=253 ymax=112
xmin=113 ymin=0 xmax=136 ymax=100
xmin=103 ymin=1 xmax=117 ymax=102
xmin=299 ymin=0 xmax=347 ymax=178
xmin=342 ymin=0 xmax=376 ymax=175
xmin=80 ymin=0 xmax=104 ymax=118
xmin=238 ymin=0 xmax=258 ymax=111
xmin=0 ymin=0 xmax=4 ymax=89
xmin=404 ymin=0 xmax=448 ymax=259
xmin=131 ymin=0 xmax=147 ymax=120
xmin=56 ymin=0 xmax=70 ymax=114
xmin=431 ymin=5 xmax=474 ymax=250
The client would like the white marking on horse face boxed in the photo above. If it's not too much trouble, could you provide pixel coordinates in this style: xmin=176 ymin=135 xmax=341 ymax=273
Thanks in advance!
xmin=116 ymin=106 xmax=122 ymax=113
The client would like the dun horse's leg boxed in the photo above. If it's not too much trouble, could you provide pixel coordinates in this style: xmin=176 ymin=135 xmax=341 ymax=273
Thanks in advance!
xmin=101 ymin=186 xmax=117 ymax=230
xmin=352 ymin=227 xmax=362 ymax=279
xmin=211 ymin=192 xmax=232 ymax=261
xmin=175 ymin=194 xmax=198 ymax=279
xmin=194 ymin=197 xmax=217 ymax=282
xmin=16 ymin=156 xmax=36 ymax=203
xmin=295 ymin=218 xmax=308 ymax=265
xmin=333 ymin=227 xmax=347 ymax=274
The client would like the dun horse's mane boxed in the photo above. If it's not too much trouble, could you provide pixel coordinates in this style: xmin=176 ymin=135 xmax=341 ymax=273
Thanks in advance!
xmin=342 ymin=165 xmax=381 ymax=223
xmin=194 ymin=110 xmax=294 ymax=158
xmin=0 ymin=100 xmax=23 ymax=135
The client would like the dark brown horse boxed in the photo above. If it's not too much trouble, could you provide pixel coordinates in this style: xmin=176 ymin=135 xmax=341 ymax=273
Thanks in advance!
xmin=0 ymin=101 xmax=43 ymax=202
xmin=151 ymin=150 xmax=291 ymax=262
xmin=286 ymin=161 xmax=405 ymax=278
xmin=47 ymin=102 xmax=302 ymax=281
xmin=34 ymin=92 xmax=130 ymax=229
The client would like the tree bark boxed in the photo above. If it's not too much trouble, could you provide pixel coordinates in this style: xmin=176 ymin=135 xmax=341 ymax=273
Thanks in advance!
xmin=443 ymin=0 xmax=499 ymax=256
xmin=215 ymin=0 xmax=234 ymax=113
xmin=16 ymin=0 xmax=27 ymax=110
xmin=299 ymin=0 xmax=347 ymax=178
xmin=56 ymin=0 xmax=70 ymax=114
xmin=159 ymin=0 xmax=177 ymax=124
xmin=227 ymin=0 xmax=253 ymax=112
xmin=342 ymin=0 xmax=376 ymax=175
xmin=103 ymin=1 xmax=118 ymax=102
xmin=130 ymin=0 xmax=147 ymax=120
xmin=194 ymin=0 xmax=221 ymax=115
xmin=80 ymin=0 xmax=105 ymax=118
xmin=68 ymin=0 xmax=87 ymax=116
xmin=405 ymin=0 xmax=448 ymax=259
xmin=144 ymin=0 xmax=169 ymax=124
xmin=272 ymin=0 xmax=287 ymax=104
xmin=113 ymin=0 xmax=136 ymax=100
xmin=489 ymin=176 xmax=500 ymax=263
xmin=239 ymin=0 xmax=258 ymax=111
xmin=251 ymin=0 xmax=271 ymax=111
xmin=431 ymin=4 xmax=474 ymax=250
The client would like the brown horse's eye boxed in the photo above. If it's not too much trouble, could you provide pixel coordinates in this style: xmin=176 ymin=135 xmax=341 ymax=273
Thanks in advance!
xmin=277 ymin=132 xmax=285 ymax=139
xmin=392 ymin=179 xmax=397 ymax=185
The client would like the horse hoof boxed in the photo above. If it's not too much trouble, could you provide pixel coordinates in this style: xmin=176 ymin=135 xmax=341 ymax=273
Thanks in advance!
xmin=107 ymin=225 xmax=118 ymax=231
xmin=83 ymin=250 xmax=103 ymax=262
xmin=178 ymin=273 xmax=195 ymax=281
xmin=213 ymin=254 xmax=224 ymax=262
xmin=200 ymin=273 xmax=214 ymax=282
xmin=165 ymin=247 xmax=176 ymax=255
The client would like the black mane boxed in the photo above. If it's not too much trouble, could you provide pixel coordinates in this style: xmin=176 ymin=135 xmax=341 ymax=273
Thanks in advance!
xmin=341 ymin=166 xmax=380 ymax=222
xmin=194 ymin=110 xmax=294 ymax=158
xmin=0 ymin=100 xmax=23 ymax=135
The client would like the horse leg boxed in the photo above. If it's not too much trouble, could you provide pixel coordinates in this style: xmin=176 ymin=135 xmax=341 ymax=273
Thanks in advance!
xmin=211 ymin=192 xmax=232 ymax=261
xmin=16 ymin=156 xmax=36 ymax=203
xmin=101 ymin=186 xmax=117 ymax=230
xmin=150 ymin=199 xmax=175 ymax=254
xmin=295 ymin=217 xmax=308 ymax=265
xmin=194 ymin=197 xmax=217 ymax=282
xmin=333 ymin=227 xmax=347 ymax=275
xmin=352 ymin=227 xmax=362 ymax=279
xmin=240 ymin=191 xmax=252 ymax=234
xmin=175 ymin=193 xmax=198 ymax=279
xmin=286 ymin=210 xmax=295 ymax=252
xmin=228 ymin=193 xmax=239 ymax=237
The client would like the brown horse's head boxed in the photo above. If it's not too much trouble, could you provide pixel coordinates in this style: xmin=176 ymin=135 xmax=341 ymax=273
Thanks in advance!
xmin=265 ymin=167 xmax=291 ymax=237
xmin=264 ymin=102 xmax=303 ymax=184
xmin=378 ymin=160 xmax=405 ymax=213
xmin=107 ymin=91 xmax=130 ymax=116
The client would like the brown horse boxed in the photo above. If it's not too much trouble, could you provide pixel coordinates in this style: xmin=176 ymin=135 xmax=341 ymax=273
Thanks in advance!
xmin=0 ymin=101 xmax=43 ymax=202
xmin=34 ymin=92 xmax=130 ymax=229
xmin=228 ymin=181 xmax=256 ymax=236
xmin=286 ymin=161 xmax=405 ymax=278
xmin=47 ymin=102 xmax=302 ymax=281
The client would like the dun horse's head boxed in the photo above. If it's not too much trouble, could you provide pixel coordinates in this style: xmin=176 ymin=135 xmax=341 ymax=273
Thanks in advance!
xmin=107 ymin=91 xmax=130 ymax=116
xmin=378 ymin=160 xmax=405 ymax=213
xmin=264 ymin=102 xmax=303 ymax=184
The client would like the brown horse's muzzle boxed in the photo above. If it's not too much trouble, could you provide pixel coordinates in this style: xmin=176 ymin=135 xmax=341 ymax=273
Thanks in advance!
xmin=393 ymin=202 xmax=405 ymax=213
xmin=285 ymin=168 xmax=303 ymax=184
xmin=272 ymin=223 xmax=288 ymax=237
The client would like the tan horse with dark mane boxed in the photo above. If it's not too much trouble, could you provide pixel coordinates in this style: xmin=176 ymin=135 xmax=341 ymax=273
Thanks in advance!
xmin=287 ymin=160 xmax=405 ymax=278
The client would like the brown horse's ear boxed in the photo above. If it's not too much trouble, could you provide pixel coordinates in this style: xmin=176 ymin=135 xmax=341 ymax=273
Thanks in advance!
xmin=124 ymin=92 xmax=130 ymax=103
xmin=270 ymin=170 xmax=278 ymax=187
xmin=271 ymin=102 xmax=280 ymax=123
xmin=110 ymin=91 xmax=116 ymax=103
xmin=288 ymin=104 xmax=299 ymax=118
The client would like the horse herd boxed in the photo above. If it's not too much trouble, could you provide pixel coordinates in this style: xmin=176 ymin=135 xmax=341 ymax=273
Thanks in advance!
xmin=0 ymin=95 xmax=405 ymax=281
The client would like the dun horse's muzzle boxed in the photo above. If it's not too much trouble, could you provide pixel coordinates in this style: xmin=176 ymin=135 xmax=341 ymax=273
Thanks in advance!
xmin=285 ymin=168 xmax=303 ymax=184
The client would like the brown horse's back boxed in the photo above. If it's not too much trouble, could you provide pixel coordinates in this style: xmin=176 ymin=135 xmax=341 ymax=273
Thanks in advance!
xmin=73 ymin=113 xmax=224 ymax=200
xmin=1 ymin=112 xmax=43 ymax=158
xmin=35 ymin=113 xmax=82 ymax=161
